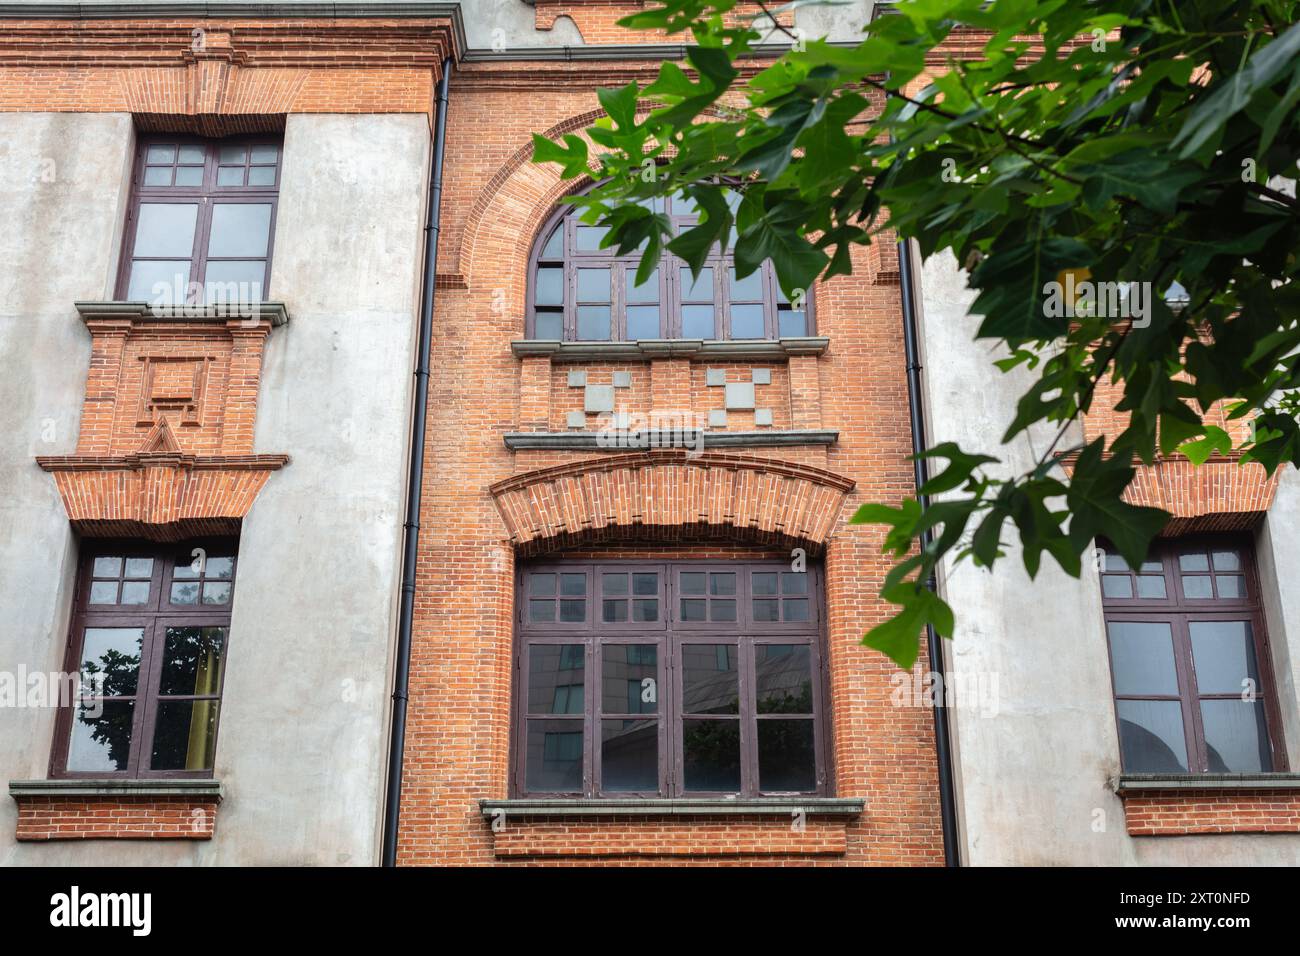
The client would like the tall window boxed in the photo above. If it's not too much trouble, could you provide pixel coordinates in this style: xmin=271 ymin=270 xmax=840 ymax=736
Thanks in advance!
xmin=527 ymin=192 xmax=811 ymax=342
xmin=1099 ymin=536 xmax=1285 ymax=774
xmin=53 ymin=540 xmax=239 ymax=778
xmin=514 ymin=561 xmax=828 ymax=797
xmin=118 ymin=137 xmax=281 ymax=306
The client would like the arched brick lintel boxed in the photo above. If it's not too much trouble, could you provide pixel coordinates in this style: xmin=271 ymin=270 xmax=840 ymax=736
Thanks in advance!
xmin=489 ymin=451 xmax=856 ymax=557
xmin=1125 ymin=458 xmax=1281 ymax=536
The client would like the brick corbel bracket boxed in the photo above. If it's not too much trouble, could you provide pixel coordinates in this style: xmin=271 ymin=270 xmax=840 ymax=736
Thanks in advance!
xmin=10 ymin=779 xmax=223 ymax=841
xmin=36 ymin=302 xmax=291 ymax=543
xmin=489 ymin=450 xmax=856 ymax=556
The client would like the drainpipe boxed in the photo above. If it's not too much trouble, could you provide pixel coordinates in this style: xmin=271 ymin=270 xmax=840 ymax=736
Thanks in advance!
xmin=382 ymin=56 xmax=453 ymax=868
xmin=897 ymin=236 xmax=962 ymax=867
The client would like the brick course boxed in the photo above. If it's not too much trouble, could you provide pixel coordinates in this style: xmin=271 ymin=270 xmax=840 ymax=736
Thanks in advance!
xmin=1121 ymin=790 xmax=1300 ymax=836
xmin=14 ymin=795 xmax=219 ymax=841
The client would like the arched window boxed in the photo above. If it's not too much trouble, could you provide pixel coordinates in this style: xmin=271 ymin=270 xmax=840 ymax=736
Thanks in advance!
xmin=527 ymin=192 xmax=812 ymax=342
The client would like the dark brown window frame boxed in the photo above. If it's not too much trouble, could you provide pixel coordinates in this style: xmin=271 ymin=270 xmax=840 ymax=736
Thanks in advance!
xmin=525 ymin=192 xmax=815 ymax=343
xmin=50 ymin=537 xmax=240 ymax=780
xmin=1098 ymin=534 xmax=1288 ymax=774
xmin=511 ymin=559 xmax=832 ymax=799
xmin=115 ymin=135 xmax=282 ymax=305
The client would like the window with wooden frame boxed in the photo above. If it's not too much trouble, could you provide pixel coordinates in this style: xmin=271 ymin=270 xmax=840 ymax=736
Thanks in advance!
xmin=526 ymin=191 xmax=812 ymax=342
xmin=1099 ymin=535 xmax=1286 ymax=774
xmin=52 ymin=539 xmax=239 ymax=779
xmin=118 ymin=137 xmax=281 ymax=306
xmin=514 ymin=560 xmax=829 ymax=798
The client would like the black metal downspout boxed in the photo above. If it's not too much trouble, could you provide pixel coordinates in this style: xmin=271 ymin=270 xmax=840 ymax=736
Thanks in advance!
xmin=897 ymin=237 xmax=962 ymax=867
xmin=382 ymin=56 xmax=453 ymax=868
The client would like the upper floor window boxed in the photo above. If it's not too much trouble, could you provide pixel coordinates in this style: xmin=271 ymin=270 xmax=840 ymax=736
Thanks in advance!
xmin=53 ymin=539 xmax=239 ymax=779
xmin=1099 ymin=536 xmax=1286 ymax=774
xmin=526 ymin=192 xmax=812 ymax=342
xmin=514 ymin=560 xmax=827 ymax=798
xmin=118 ymin=137 xmax=281 ymax=307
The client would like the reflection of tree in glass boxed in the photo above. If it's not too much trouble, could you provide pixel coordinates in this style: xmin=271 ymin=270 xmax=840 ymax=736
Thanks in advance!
xmin=682 ymin=721 xmax=740 ymax=789
xmin=757 ymin=682 xmax=812 ymax=715
xmin=160 ymin=627 xmax=224 ymax=695
xmin=81 ymin=647 xmax=140 ymax=698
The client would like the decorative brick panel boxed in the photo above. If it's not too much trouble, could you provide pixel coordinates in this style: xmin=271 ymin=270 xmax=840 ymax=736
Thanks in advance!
xmin=489 ymin=451 xmax=855 ymax=555
xmin=492 ymin=817 xmax=849 ymax=859
xmin=1122 ymin=790 xmax=1300 ymax=836
xmin=14 ymin=795 xmax=219 ymax=841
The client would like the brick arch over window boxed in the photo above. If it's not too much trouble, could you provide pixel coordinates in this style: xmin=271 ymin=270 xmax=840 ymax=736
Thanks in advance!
xmin=489 ymin=451 xmax=856 ymax=557
xmin=450 ymin=105 xmax=726 ymax=293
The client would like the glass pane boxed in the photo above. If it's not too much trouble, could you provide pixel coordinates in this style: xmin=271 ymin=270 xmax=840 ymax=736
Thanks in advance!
xmin=205 ymin=556 xmax=234 ymax=580
xmin=528 ymin=644 xmax=584 ymax=714
xmin=709 ymin=600 xmax=736 ymax=622
xmin=120 ymin=581 xmax=150 ymax=605
xmin=133 ymin=203 xmax=198 ymax=257
xmin=602 ymin=644 xmax=657 ymax=714
xmin=577 ymin=268 xmax=611 ymax=302
xmin=216 ymin=166 xmax=245 ymax=186
xmin=682 ymin=304 xmax=714 ymax=339
xmin=729 ymin=267 xmax=763 ymax=300
xmin=124 ymin=557 xmax=153 ymax=578
xmin=777 ymin=308 xmax=807 ymax=337
xmin=81 ymin=627 xmax=143 ymax=696
xmin=755 ymin=644 xmax=813 ymax=714
xmin=602 ymin=720 xmax=657 ymax=792
xmin=753 ymin=572 xmax=778 ymax=595
xmin=1101 ymin=575 xmax=1133 ymax=599
xmin=627 ymin=305 xmax=660 ymax=340
xmin=534 ymin=311 xmax=563 ymax=339
xmin=730 ymin=303 xmax=765 ymax=338
xmin=783 ymin=598 xmax=810 ymax=622
xmin=709 ymin=573 xmax=736 ymax=595
xmin=146 ymin=144 xmax=176 ymax=163
xmin=247 ymin=166 xmax=276 ymax=186
xmin=680 ymin=572 xmax=706 ymax=594
xmin=540 ymin=225 xmax=563 ymax=260
xmin=218 ymin=145 xmax=247 ymax=164
xmin=89 ymin=581 xmax=118 ymax=604
xmin=782 ymin=572 xmax=808 ymax=594
xmin=170 ymin=581 xmax=200 ymax=605
xmin=527 ymin=720 xmax=583 ymax=792
xmin=1107 ymin=621 xmax=1178 ymax=696
xmin=534 ymin=267 xmax=563 ymax=306
xmin=1216 ymin=575 xmax=1244 ymax=598
xmin=577 ymin=305 xmax=611 ymax=340
xmin=177 ymin=145 xmax=205 ymax=164
xmin=559 ymin=599 xmax=585 ymax=622
xmin=627 ymin=268 xmax=659 ymax=302
xmin=1183 ymin=575 xmax=1213 ymax=599
xmin=93 ymin=556 xmax=122 ymax=577
xmin=632 ymin=573 xmax=657 ymax=596
xmin=682 ymin=643 xmax=738 ymax=715
xmin=575 ymin=225 xmax=608 ymax=251
xmin=632 ymin=599 xmax=658 ymax=622
xmin=529 ymin=599 xmax=555 ymax=623
xmin=158 ymin=626 xmax=227 ymax=696
xmin=758 ymin=719 xmax=816 ymax=792
xmin=249 ymin=145 xmax=278 ymax=164
xmin=754 ymin=599 xmax=779 ymax=621
xmin=208 ymin=203 xmax=272 ymax=257
xmin=150 ymin=699 xmax=221 ymax=771
xmin=128 ymin=260 xmax=191 ymax=304
xmin=173 ymin=554 xmax=202 ymax=579
xmin=602 ymin=573 xmax=628 ymax=596
xmin=1202 ymin=700 xmax=1271 ymax=773
xmin=174 ymin=165 xmax=204 ymax=187
xmin=681 ymin=268 xmax=713 ymax=301
xmin=66 ymin=700 xmax=135 ymax=772
xmin=1116 ymin=699 xmax=1188 ymax=772
xmin=682 ymin=719 xmax=740 ymax=792
xmin=204 ymin=260 xmax=265 ymax=305
xmin=1179 ymin=551 xmax=1210 ymax=571
xmin=144 ymin=166 xmax=172 ymax=186
xmin=560 ymin=573 xmax=586 ymax=596
xmin=1136 ymin=575 xmax=1167 ymax=599
xmin=1189 ymin=621 xmax=1258 ymax=695
xmin=603 ymin=599 xmax=628 ymax=623
xmin=1103 ymin=553 xmax=1130 ymax=572
xmin=1212 ymin=550 xmax=1241 ymax=571
xmin=530 ymin=572 xmax=556 ymax=596
xmin=680 ymin=599 xmax=706 ymax=622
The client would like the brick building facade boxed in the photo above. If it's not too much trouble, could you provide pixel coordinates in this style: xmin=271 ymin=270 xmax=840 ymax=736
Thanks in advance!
xmin=0 ymin=0 xmax=1297 ymax=867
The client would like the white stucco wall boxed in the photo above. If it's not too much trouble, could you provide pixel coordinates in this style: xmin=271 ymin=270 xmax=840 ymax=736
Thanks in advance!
xmin=0 ymin=112 xmax=429 ymax=865
xmin=916 ymin=246 xmax=1300 ymax=865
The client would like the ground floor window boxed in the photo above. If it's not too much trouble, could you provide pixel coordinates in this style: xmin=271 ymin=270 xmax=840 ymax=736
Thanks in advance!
xmin=513 ymin=560 xmax=828 ymax=797
xmin=52 ymin=538 xmax=238 ymax=779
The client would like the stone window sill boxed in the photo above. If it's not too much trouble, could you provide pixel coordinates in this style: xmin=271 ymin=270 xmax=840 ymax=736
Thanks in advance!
xmin=10 ymin=779 xmax=224 ymax=799
xmin=75 ymin=300 xmax=291 ymax=327
xmin=510 ymin=337 xmax=829 ymax=363
xmin=480 ymin=797 xmax=863 ymax=819
xmin=10 ymin=779 xmax=223 ymax=841
xmin=1114 ymin=773 xmax=1300 ymax=793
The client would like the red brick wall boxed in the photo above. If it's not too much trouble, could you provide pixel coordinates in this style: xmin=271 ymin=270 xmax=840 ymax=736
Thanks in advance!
xmin=14 ymin=796 xmax=219 ymax=841
xmin=1122 ymin=791 xmax=1300 ymax=836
